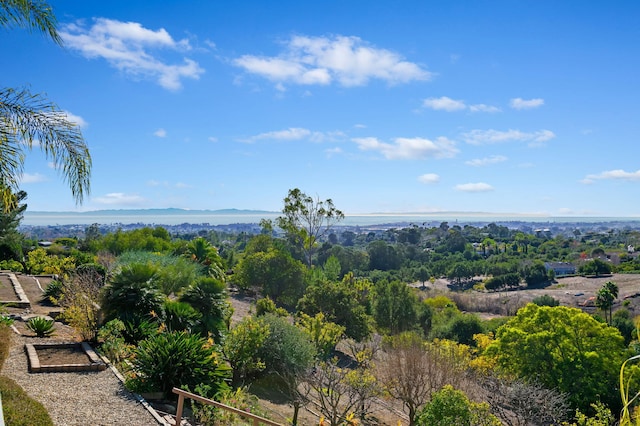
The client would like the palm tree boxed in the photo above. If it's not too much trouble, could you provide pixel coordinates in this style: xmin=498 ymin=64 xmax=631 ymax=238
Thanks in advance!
xmin=0 ymin=0 xmax=91 ymax=211
xmin=183 ymin=237 xmax=226 ymax=281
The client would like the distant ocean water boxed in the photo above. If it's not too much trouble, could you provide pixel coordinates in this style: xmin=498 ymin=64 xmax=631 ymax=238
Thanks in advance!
xmin=20 ymin=210 xmax=640 ymax=227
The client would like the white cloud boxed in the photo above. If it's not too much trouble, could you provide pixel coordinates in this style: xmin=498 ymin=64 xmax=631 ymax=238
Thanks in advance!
xmin=582 ymin=169 xmax=640 ymax=184
xmin=325 ymin=147 xmax=343 ymax=157
xmin=244 ymin=127 xmax=311 ymax=142
xmin=208 ymin=136 xmax=218 ymax=143
xmin=93 ymin=192 xmax=147 ymax=206
xmin=20 ymin=173 xmax=47 ymax=183
xmin=60 ymin=18 xmax=204 ymax=90
xmin=154 ymin=128 xmax=167 ymax=138
xmin=423 ymin=96 xmax=466 ymax=112
xmin=63 ymin=111 xmax=88 ymax=128
xmin=418 ymin=173 xmax=440 ymax=184
xmin=510 ymin=97 xmax=544 ymax=110
xmin=461 ymin=129 xmax=555 ymax=146
xmin=352 ymin=136 xmax=458 ymax=160
xmin=242 ymin=127 xmax=345 ymax=143
xmin=234 ymin=34 xmax=431 ymax=87
xmin=469 ymin=104 xmax=501 ymax=113
xmin=454 ymin=182 xmax=494 ymax=192
xmin=422 ymin=97 xmax=500 ymax=113
xmin=354 ymin=124 xmax=367 ymax=129
xmin=465 ymin=155 xmax=507 ymax=166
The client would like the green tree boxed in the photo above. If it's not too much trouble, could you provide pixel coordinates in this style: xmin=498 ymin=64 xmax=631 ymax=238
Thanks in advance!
xmin=415 ymin=385 xmax=500 ymax=426
xmin=276 ymin=188 xmax=344 ymax=267
xmin=0 ymin=189 xmax=26 ymax=262
xmin=0 ymin=1 xmax=91 ymax=211
xmin=415 ymin=267 xmax=430 ymax=288
xmin=323 ymin=254 xmax=341 ymax=281
xmin=257 ymin=313 xmax=316 ymax=377
xmin=579 ymin=258 xmax=612 ymax=277
xmin=296 ymin=312 xmax=345 ymax=359
xmin=234 ymin=246 xmax=306 ymax=308
xmin=373 ymin=280 xmax=418 ymax=335
xmin=223 ymin=316 xmax=270 ymax=386
xmin=297 ymin=276 xmax=371 ymax=341
xmin=485 ymin=304 xmax=627 ymax=412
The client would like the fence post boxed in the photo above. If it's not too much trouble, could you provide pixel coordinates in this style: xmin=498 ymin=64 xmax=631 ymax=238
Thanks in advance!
xmin=175 ymin=393 xmax=184 ymax=426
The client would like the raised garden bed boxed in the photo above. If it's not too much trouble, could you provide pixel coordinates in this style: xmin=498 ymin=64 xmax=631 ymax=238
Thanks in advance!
xmin=25 ymin=342 xmax=106 ymax=373
xmin=0 ymin=272 xmax=30 ymax=308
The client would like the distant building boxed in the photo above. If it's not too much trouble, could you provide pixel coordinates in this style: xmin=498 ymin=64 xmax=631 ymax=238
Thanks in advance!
xmin=544 ymin=261 xmax=576 ymax=276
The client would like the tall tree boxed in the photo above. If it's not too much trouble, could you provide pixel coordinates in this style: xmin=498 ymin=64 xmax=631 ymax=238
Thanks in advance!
xmin=0 ymin=189 xmax=27 ymax=261
xmin=595 ymin=281 xmax=618 ymax=323
xmin=276 ymin=188 xmax=344 ymax=267
xmin=485 ymin=304 xmax=626 ymax=412
xmin=0 ymin=0 xmax=91 ymax=211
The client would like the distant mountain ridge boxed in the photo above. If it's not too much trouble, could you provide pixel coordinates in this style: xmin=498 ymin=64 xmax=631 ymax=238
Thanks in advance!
xmin=25 ymin=208 xmax=279 ymax=215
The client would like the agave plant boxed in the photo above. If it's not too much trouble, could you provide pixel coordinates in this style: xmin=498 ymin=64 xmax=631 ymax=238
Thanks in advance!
xmin=26 ymin=316 xmax=56 ymax=337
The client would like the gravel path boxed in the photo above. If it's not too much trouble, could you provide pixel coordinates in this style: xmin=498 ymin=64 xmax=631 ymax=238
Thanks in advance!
xmin=1 ymin=334 xmax=165 ymax=426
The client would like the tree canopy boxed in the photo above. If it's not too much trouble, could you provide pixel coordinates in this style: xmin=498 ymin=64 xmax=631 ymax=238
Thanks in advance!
xmin=485 ymin=304 xmax=627 ymax=412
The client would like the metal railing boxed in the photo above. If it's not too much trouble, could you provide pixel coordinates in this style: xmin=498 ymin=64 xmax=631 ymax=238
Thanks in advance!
xmin=172 ymin=387 xmax=283 ymax=426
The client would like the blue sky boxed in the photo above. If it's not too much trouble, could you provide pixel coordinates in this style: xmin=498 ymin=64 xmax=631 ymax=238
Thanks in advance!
xmin=5 ymin=1 xmax=640 ymax=216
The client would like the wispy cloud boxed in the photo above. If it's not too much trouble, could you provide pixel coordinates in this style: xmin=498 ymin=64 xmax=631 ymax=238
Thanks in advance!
xmin=20 ymin=173 xmax=48 ymax=183
xmin=454 ymin=182 xmax=494 ymax=192
xmin=422 ymin=96 xmax=500 ymax=113
xmin=418 ymin=173 xmax=440 ymax=184
xmin=325 ymin=147 xmax=343 ymax=158
xmin=461 ymin=129 xmax=555 ymax=146
xmin=234 ymin=34 xmax=431 ymax=87
xmin=154 ymin=128 xmax=167 ymax=138
xmin=64 ymin=111 xmax=88 ymax=128
xmin=581 ymin=169 xmax=640 ymax=184
xmin=423 ymin=96 xmax=466 ymax=111
xmin=465 ymin=155 xmax=507 ymax=167
xmin=510 ymin=97 xmax=544 ymax=110
xmin=469 ymin=104 xmax=501 ymax=113
xmin=208 ymin=136 xmax=218 ymax=143
xmin=60 ymin=18 xmax=204 ymax=90
xmin=93 ymin=192 xmax=147 ymax=206
xmin=352 ymin=136 xmax=458 ymax=160
xmin=242 ymin=127 xmax=345 ymax=143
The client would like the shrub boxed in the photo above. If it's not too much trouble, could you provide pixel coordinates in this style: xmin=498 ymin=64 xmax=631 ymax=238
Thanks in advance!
xmin=255 ymin=296 xmax=288 ymax=317
xmin=415 ymin=385 xmax=500 ymax=425
xmin=0 ymin=376 xmax=54 ymax=426
xmin=180 ymin=277 xmax=228 ymax=341
xmin=26 ymin=317 xmax=56 ymax=337
xmin=42 ymin=280 xmax=63 ymax=305
xmin=101 ymin=262 xmax=165 ymax=323
xmin=257 ymin=313 xmax=316 ymax=377
xmin=190 ymin=385 xmax=270 ymax=426
xmin=223 ymin=316 xmax=271 ymax=385
xmin=532 ymin=294 xmax=560 ymax=307
xmin=97 ymin=319 xmax=134 ymax=366
xmin=128 ymin=331 xmax=230 ymax=399
xmin=162 ymin=300 xmax=202 ymax=333
xmin=0 ymin=259 xmax=24 ymax=272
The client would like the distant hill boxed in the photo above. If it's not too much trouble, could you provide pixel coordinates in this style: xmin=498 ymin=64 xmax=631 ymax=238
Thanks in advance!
xmin=25 ymin=208 xmax=278 ymax=216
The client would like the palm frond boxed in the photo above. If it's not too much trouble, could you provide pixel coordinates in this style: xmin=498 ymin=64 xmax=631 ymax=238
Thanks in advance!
xmin=0 ymin=87 xmax=91 ymax=208
xmin=0 ymin=0 xmax=61 ymax=44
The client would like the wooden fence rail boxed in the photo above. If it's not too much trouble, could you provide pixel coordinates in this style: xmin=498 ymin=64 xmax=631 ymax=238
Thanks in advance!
xmin=172 ymin=387 xmax=283 ymax=426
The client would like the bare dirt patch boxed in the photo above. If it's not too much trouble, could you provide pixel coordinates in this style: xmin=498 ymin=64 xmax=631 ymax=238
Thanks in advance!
xmin=0 ymin=274 xmax=19 ymax=301
xmin=36 ymin=344 xmax=91 ymax=366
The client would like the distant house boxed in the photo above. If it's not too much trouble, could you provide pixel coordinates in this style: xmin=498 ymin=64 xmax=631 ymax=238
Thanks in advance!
xmin=544 ymin=261 xmax=576 ymax=277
